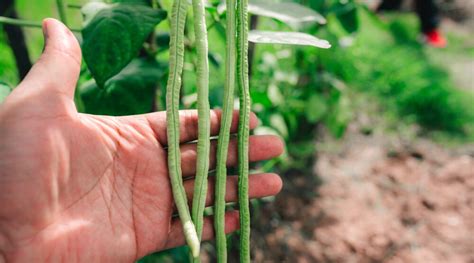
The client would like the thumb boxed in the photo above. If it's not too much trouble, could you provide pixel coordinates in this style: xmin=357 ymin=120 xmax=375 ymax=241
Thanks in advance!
xmin=19 ymin=18 xmax=82 ymax=100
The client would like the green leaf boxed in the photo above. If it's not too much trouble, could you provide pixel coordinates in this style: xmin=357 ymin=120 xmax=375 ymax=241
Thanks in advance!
xmin=112 ymin=0 xmax=152 ymax=5
xmin=306 ymin=94 xmax=327 ymax=123
xmin=333 ymin=0 xmax=359 ymax=33
xmin=0 ymin=82 xmax=12 ymax=104
xmin=80 ymin=58 xmax=165 ymax=116
xmin=249 ymin=30 xmax=331 ymax=48
xmin=270 ymin=114 xmax=288 ymax=138
xmin=82 ymin=4 xmax=167 ymax=87
xmin=249 ymin=0 xmax=326 ymax=26
xmin=81 ymin=2 xmax=110 ymax=26
xmin=326 ymin=90 xmax=352 ymax=138
xmin=218 ymin=1 xmax=326 ymax=27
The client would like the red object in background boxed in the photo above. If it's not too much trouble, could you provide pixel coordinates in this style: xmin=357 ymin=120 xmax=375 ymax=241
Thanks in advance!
xmin=424 ymin=30 xmax=447 ymax=48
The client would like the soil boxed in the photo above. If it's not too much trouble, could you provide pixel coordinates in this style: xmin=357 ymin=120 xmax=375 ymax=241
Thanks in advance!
xmin=248 ymin=133 xmax=474 ymax=262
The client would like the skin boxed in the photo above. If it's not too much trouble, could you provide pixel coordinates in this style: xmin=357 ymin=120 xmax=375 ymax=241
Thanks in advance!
xmin=0 ymin=19 xmax=284 ymax=262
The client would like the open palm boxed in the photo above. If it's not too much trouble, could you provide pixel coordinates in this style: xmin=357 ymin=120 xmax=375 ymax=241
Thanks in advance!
xmin=0 ymin=19 xmax=283 ymax=262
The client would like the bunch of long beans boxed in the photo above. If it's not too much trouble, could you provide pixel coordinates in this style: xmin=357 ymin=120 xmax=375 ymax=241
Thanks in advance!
xmin=165 ymin=0 xmax=251 ymax=262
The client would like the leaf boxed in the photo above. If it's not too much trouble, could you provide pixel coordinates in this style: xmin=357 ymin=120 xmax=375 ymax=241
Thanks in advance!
xmin=112 ymin=0 xmax=152 ymax=5
xmin=326 ymin=90 xmax=352 ymax=138
xmin=270 ymin=114 xmax=288 ymax=138
xmin=333 ymin=0 xmax=359 ymax=33
xmin=218 ymin=1 xmax=325 ymax=27
xmin=81 ymin=2 xmax=110 ymax=26
xmin=248 ymin=0 xmax=326 ymax=26
xmin=82 ymin=4 xmax=167 ymax=87
xmin=80 ymin=58 xmax=165 ymax=116
xmin=305 ymin=94 xmax=327 ymax=123
xmin=249 ymin=30 xmax=331 ymax=49
xmin=0 ymin=82 xmax=11 ymax=104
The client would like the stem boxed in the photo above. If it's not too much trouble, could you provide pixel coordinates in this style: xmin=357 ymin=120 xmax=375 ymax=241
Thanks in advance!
xmin=166 ymin=0 xmax=200 ymax=258
xmin=214 ymin=0 xmax=237 ymax=261
xmin=190 ymin=0 xmax=210 ymax=261
xmin=0 ymin=1 xmax=32 ymax=80
xmin=67 ymin=4 xmax=82 ymax=9
xmin=236 ymin=0 xmax=251 ymax=261
xmin=0 ymin=16 xmax=80 ymax=32
xmin=0 ymin=16 xmax=41 ymax=29
xmin=56 ymin=0 xmax=68 ymax=26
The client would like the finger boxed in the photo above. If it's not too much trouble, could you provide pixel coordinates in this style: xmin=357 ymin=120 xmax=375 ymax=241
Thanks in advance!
xmin=18 ymin=18 xmax=81 ymax=100
xmin=181 ymin=135 xmax=284 ymax=177
xmin=164 ymin=211 xmax=240 ymax=250
xmin=141 ymin=110 xmax=259 ymax=145
xmin=182 ymin=173 xmax=283 ymax=210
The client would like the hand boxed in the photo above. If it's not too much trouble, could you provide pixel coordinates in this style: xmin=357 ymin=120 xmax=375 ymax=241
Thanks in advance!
xmin=0 ymin=19 xmax=284 ymax=262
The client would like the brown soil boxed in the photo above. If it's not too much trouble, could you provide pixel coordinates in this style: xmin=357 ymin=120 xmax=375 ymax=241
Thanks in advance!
xmin=249 ymin=135 xmax=474 ymax=262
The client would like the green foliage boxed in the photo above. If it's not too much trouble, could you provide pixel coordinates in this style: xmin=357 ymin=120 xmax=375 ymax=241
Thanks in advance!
xmin=80 ymin=58 xmax=164 ymax=115
xmin=332 ymin=0 xmax=359 ymax=33
xmin=322 ymin=7 xmax=474 ymax=134
xmin=81 ymin=3 xmax=167 ymax=87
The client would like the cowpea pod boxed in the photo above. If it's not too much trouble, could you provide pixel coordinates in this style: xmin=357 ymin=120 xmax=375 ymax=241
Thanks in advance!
xmin=214 ymin=0 xmax=237 ymax=261
xmin=166 ymin=0 xmax=200 ymax=258
xmin=236 ymin=0 xmax=251 ymax=262
xmin=190 ymin=0 xmax=211 ymax=261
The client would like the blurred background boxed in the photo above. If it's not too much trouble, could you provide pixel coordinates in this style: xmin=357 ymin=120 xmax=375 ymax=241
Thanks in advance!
xmin=0 ymin=0 xmax=473 ymax=262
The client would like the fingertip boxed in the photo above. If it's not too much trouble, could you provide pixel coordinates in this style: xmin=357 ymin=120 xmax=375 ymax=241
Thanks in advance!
xmin=266 ymin=173 xmax=283 ymax=195
xmin=272 ymin=135 xmax=285 ymax=157
xmin=42 ymin=18 xmax=82 ymax=65
xmin=249 ymin=112 xmax=259 ymax=130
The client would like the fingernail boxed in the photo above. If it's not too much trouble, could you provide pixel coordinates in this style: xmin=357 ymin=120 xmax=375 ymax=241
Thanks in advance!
xmin=42 ymin=19 xmax=49 ymax=39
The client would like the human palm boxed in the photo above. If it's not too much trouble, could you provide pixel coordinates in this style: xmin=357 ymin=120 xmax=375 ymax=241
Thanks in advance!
xmin=0 ymin=19 xmax=283 ymax=262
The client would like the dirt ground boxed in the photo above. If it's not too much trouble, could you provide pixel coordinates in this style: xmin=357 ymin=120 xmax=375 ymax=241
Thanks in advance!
xmin=247 ymin=132 xmax=474 ymax=262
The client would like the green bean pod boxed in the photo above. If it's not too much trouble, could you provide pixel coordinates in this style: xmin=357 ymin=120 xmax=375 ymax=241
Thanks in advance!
xmin=166 ymin=0 xmax=200 ymax=258
xmin=190 ymin=0 xmax=211 ymax=260
xmin=236 ymin=0 xmax=251 ymax=261
xmin=214 ymin=0 xmax=237 ymax=261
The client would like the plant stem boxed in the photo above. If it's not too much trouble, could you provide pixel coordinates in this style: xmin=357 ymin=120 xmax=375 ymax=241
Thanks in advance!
xmin=165 ymin=0 xmax=200 ymax=258
xmin=67 ymin=4 xmax=82 ymax=9
xmin=0 ymin=16 xmax=41 ymax=29
xmin=0 ymin=16 xmax=80 ymax=32
xmin=236 ymin=0 xmax=251 ymax=261
xmin=190 ymin=0 xmax=210 ymax=261
xmin=56 ymin=0 xmax=68 ymax=26
xmin=215 ymin=0 xmax=237 ymax=261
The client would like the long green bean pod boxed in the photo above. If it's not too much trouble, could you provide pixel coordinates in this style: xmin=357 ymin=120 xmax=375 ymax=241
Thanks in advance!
xmin=214 ymin=0 xmax=237 ymax=261
xmin=190 ymin=0 xmax=210 ymax=260
xmin=166 ymin=0 xmax=200 ymax=258
xmin=236 ymin=0 xmax=251 ymax=261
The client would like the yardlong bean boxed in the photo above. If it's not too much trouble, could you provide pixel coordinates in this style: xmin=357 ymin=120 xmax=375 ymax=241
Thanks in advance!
xmin=214 ymin=0 xmax=237 ymax=261
xmin=166 ymin=0 xmax=200 ymax=258
xmin=236 ymin=0 xmax=251 ymax=262
xmin=190 ymin=0 xmax=211 ymax=260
